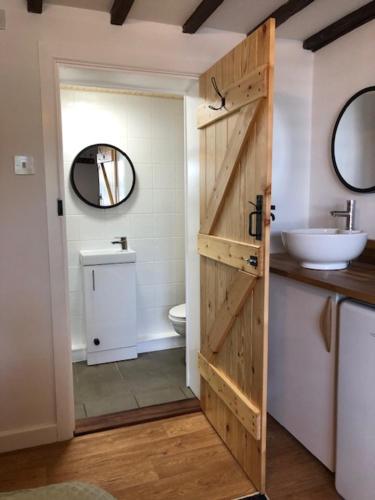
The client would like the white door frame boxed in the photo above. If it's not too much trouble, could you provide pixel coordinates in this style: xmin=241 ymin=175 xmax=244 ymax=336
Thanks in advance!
xmin=39 ymin=40 xmax=200 ymax=440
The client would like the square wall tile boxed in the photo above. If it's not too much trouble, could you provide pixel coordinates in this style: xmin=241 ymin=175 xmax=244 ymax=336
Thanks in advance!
xmin=153 ymin=238 xmax=177 ymax=261
xmin=131 ymin=214 xmax=155 ymax=239
xmin=126 ymin=95 xmax=152 ymax=139
xmin=69 ymin=290 xmax=83 ymax=318
xmin=126 ymin=188 xmax=153 ymax=214
xmin=67 ymin=240 xmax=81 ymax=267
xmin=174 ymin=238 xmax=185 ymax=259
xmin=66 ymin=215 xmax=81 ymax=241
xmin=80 ymin=215 xmax=112 ymax=241
xmin=153 ymin=164 xmax=176 ymax=189
xmin=152 ymin=139 xmax=175 ymax=164
xmin=70 ymin=314 xmax=85 ymax=347
xmin=175 ymin=214 xmax=185 ymax=238
xmin=154 ymin=284 xmax=177 ymax=307
xmin=153 ymin=190 xmax=176 ymax=214
xmin=175 ymin=190 xmax=185 ymax=213
xmin=136 ymin=262 xmax=156 ymax=286
xmin=154 ymin=261 xmax=177 ymax=285
xmin=68 ymin=267 xmax=82 ymax=292
xmin=175 ymin=260 xmax=185 ymax=283
xmin=129 ymin=238 xmax=154 ymax=262
xmin=135 ymin=164 xmax=153 ymax=189
xmin=153 ymin=306 xmax=175 ymax=333
xmin=176 ymin=165 xmax=185 ymax=189
xmin=153 ymin=214 xmax=177 ymax=238
xmin=137 ymin=285 xmax=155 ymax=309
xmin=127 ymin=138 xmax=152 ymax=164
xmin=106 ymin=213 xmax=133 ymax=240
xmin=136 ymin=307 xmax=155 ymax=336
xmin=176 ymin=283 xmax=186 ymax=304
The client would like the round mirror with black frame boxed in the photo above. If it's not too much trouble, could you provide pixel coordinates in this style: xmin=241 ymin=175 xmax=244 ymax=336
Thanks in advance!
xmin=331 ymin=86 xmax=375 ymax=193
xmin=70 ymin=144 xmax=136 ymax=208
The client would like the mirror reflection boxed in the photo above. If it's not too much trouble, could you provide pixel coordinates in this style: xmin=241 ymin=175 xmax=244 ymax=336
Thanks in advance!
xmin=70 ymin=144 xmax=136 ymax=208
xmin=332 ymin=87 xmax=375 ymax=193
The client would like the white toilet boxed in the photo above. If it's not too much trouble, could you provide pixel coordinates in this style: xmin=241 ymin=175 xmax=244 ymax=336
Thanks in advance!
xmin=168 ymin=303 xmax=186 ymax=337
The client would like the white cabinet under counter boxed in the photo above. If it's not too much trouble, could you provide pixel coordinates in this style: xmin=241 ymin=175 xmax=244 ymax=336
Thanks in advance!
xmin=80 ymin=249 xmax=137 ymax=365
xmin=269 ymin=251 xmax=375 ymax=490
xmin=268 ymin=273 xmax=338 ymax=471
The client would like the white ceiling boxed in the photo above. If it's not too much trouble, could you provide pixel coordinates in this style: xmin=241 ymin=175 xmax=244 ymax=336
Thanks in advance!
xmin=45 ymin=0 xmax=371 ymax=40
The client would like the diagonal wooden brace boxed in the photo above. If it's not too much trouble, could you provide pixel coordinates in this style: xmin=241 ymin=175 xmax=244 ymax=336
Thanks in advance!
xmin=200 ymin=100 xmax=261 ymax=235
xmin=208 ymin=270 xmax=257 ymax=353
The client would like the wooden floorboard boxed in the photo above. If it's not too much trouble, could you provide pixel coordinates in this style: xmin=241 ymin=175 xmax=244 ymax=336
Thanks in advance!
xmin=0 ymin=413 xmax=256 ymax=500
xmin=0 ymin=413 xmax=340 ymax=499
xmin=266 ymin=416 xmax=340 ymax=499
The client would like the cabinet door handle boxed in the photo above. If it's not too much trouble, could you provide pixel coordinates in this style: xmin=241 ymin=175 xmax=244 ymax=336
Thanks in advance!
xmin=319 ymin=296 xmax=332 ymax=353
xmin=92 ymin=269 xmax=95 ymax=291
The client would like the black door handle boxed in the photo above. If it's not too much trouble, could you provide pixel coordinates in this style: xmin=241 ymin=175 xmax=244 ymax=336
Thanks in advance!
xmin=271 ymin=204 xmax=276 ymax=222
xmin=249 ymin=195 xmax=263 ymax=241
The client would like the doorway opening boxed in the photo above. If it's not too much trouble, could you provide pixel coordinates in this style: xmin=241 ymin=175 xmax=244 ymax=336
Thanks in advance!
xmin=56 ymin=64 xmax=200 ymax=433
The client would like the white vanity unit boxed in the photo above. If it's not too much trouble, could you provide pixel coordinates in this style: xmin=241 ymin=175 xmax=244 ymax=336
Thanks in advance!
xmin=268 ymin=273 xmax=338 ymax=471
xmin=80 ymin=249 xmax=137 ymax=365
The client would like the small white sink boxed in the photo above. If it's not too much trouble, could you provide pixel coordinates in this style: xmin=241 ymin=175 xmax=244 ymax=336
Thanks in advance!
xmin=282 ymin=228 xmax=368 ymax=270
xmin=80 ymin=248 xmax=136 ymax=266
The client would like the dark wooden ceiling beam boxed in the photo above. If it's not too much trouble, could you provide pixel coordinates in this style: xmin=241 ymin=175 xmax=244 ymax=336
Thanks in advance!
xmin=303 ymin=0 xmax=375 ymax=52
xmin=111 ymin=0 xmax=135 ymax=26
xmin=247 ymin=0 xmax=315 ymax=36
xmin=27 ymin=0 xmax=43 ymax=13
xmin=183 ymin=0 xmax=224 ymax=34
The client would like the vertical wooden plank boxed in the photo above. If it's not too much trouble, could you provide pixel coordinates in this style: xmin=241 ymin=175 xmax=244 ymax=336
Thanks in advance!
xmin=199 ymin=19 xmax=275 ymax=493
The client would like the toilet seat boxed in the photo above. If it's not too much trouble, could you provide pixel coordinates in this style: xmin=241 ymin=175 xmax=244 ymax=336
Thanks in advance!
xmin=169 ymin=303 xmax=186 ymax=321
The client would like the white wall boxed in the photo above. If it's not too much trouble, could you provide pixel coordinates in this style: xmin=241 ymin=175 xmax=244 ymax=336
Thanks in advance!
xmin=271 ymin=39 xmax=314 ymax=252
xmin=309 ymin=21 xmax=375 ymax=236
xmin=184 ymin=95 xmax=201 ymax=397
xmin=61 ymin=88 xmax=185 ymax=354
xmin=0 ymin=0 xmax=243 ymax=451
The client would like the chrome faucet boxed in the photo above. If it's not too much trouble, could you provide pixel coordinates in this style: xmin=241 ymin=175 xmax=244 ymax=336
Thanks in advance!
xmin=330 ymin=200 xmax=355 ymax=231
xmin=112 ymin=236 xmax=128 ymax=250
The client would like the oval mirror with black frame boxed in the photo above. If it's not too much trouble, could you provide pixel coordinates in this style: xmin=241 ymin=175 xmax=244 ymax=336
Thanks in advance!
xmin=70 ymin=144 xmax=136 ymax=208
xmin=331 ymin=86 xmax=375 ymax=193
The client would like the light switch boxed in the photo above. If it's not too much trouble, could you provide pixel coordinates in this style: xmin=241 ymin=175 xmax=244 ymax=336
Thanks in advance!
xmin=15 ymin=156 xmax=35 ymax=175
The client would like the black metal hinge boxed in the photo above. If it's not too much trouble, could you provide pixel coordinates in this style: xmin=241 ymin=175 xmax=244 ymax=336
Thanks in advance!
xmin=57 ymin=199 xmax=64 ymax=216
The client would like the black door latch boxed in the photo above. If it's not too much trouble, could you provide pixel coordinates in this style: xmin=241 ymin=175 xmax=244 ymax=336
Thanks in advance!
xmin=249 ymin=195 xmax=263 ymax=241
xmin=249 ymin=197 xmax=276 ymax=241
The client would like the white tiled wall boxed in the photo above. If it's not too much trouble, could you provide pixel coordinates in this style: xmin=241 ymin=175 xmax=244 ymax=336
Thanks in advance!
xmin=60 ymin=88 xmax=185 ymax=351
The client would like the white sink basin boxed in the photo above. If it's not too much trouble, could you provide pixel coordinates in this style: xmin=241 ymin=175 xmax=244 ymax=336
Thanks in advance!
xmin=282 ymin=229 xmax=368 ymax=270
xmin=80 ymin=248 xmax=136 ymax=266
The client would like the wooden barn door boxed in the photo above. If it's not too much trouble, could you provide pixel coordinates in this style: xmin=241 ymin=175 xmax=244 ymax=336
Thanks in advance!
xmin=198 ymin=20 xmax=275 ymax=492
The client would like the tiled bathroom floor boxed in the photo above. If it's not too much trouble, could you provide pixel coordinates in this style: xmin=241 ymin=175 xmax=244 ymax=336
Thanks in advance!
xmin=73 ymin=348 xmax=194 ymax=419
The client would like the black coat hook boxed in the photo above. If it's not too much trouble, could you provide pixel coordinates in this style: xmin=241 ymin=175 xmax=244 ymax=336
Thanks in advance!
xmin=208 ymin=77 xmax=226 ymax=111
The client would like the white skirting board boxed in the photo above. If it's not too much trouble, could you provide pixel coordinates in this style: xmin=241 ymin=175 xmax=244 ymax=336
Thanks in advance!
xmin=72 ymin=345 xmax=86 ymax=362
xmin=0 ymin=424 xmax=57 ymax=453
xmin=137 ymin=332 xmax=185 ymax=354
xmin=87 ymin=346 xmax=138 ymax=365
xmin=72 ymin=333 xmax=185 ymax=362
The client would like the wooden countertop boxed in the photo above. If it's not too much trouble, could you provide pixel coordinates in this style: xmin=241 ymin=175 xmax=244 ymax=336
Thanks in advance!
xmin=270 ymin=253 xmax=375 ymax=306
